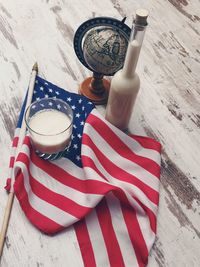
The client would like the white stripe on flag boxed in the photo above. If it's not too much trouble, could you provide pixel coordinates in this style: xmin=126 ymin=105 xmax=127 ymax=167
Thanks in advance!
xmin=14 ymin=161 xmax=78 ymax=226
xmin=82 ymin=146 xmax=158 ymax=215
xmin=10 ymin=146 xmax=17 ymax=158
xmin=136 ymin=213 xmax=156 ymax=253
xmin=83 ymin=165 xmax=146 ymax=215
xmin=18 ymin=143 xmax=104 ymax=211
xmin=52 ymin=157 xmax=87 ymax=180
xmin=19 ymin=142 xmax=31 ymax=157
xmin=106 ymin=193 xmax=139 ymax=267
xmin=29 ymin=161 xmax=103 ymax=208
xmin=90 ymin=109 xmax=161 ymax=165
xmin=85 ymin=209 xmax=110 ymax=267
xmin=84 ymin=125 xmax=159 ymax=191
xmin=14 ymin=128 xmax=20 ymax=137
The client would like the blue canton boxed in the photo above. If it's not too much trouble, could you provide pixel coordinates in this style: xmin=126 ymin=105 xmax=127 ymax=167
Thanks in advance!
xmin=18 ymin=76 xmax=95 ymax=167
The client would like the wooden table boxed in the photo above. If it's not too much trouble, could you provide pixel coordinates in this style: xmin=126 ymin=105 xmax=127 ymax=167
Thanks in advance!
xmin=0 ymin=0 xmax=200 ymax=266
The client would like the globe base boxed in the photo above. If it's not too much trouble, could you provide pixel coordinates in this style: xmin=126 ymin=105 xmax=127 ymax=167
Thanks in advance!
xmin=79 ymin=77 xmax=110 ymax=105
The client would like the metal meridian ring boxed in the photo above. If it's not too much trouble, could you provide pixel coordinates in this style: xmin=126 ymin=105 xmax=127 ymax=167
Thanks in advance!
xmin=73 ymin=17 xmax=131 ymax=75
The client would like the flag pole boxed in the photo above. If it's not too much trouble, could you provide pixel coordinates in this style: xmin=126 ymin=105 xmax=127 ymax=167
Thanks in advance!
xmin=0 ymin=62 xmax=38 ymax=259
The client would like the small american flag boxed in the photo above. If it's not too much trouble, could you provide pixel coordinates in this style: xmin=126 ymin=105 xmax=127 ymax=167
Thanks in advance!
xmin=6 ymin=76 xmax=161 ymax=267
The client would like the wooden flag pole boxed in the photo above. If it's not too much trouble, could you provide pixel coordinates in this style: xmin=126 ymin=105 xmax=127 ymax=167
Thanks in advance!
xmin=0 ymin=63 xmax=38 ymax=259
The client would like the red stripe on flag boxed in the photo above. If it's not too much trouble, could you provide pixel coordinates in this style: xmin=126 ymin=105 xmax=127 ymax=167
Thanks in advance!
xmin=96 ymin=198 xmax=126 ymax=267
xmin=130 ymin=135 xmax=161 ymax=152
xmin=82 ymin=155 xmax=143 ymax=213
xmin=82 ymin=154 xmax=151 ymax=233
xmin=30 ymin=151 xmax=114 ymax=195
xmin=74 ymin=219 xmax=96 ymax=267
xmin=14 ymin=171 xmax=64 ymax=234
xmin=12 ymin=136 xmax=19 ymax=147
xmin=86 ymin=113 xmax=160 ymax=177
xmin=4 ymin=178 xmax=11 ymax=192
xmin=134 ymin=196 xmax=158 ymax=233
xmin=17 ymin=152 xmax=103 ymax=219
xmin=82 ymin=135 xmax=159 ymax=205
xmin=9 ymin=156 xmax=15 ymax=168
xmin=82 ymin=155 xmax=109 ymax=182
xmin=82 ymin=154 xmax=148 ymax=213
xmin=121 ymin=205 xmax=149 ymax=267
xmin=28 ymin=172 xmax=92 ymax=219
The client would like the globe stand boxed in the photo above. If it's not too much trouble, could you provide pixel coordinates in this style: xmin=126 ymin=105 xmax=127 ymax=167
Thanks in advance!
xmin=79 ymin=72 xmax=110 ymax=105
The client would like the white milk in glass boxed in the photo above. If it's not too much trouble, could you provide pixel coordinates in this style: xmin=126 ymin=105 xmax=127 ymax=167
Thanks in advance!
xmin=29 ymin=109 xmax=72 ymax=154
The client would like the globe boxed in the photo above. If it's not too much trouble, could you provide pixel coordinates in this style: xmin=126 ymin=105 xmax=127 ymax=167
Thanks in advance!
xmin=83 ymin=26 xmax=128 ymax=75
xmin=73 ymin=17 xmax=131 ymax=104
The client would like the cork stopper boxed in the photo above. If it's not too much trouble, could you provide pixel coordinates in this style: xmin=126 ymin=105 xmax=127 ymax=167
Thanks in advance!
xmin=135 ymin=9 xmax=149 ymax=26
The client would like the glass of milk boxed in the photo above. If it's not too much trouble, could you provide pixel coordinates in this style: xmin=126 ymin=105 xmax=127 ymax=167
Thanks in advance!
xmin=25 ymin=98 xmax=73 ymax=160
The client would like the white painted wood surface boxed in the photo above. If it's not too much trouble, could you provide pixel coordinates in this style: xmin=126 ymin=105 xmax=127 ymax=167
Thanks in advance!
xmin=0 ymin=0 xmax=200 ymax=266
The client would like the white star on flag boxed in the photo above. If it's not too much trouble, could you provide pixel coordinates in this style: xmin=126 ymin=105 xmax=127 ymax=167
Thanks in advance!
xmin=73 ymin=144 xmax=78 ymax=149
xmin=76 ymin=155 xmax=81 ymax=161
xmin=67 ymin=97 xmax=72 ymax=102
xmin=76 ymin=113 xmax=80 ymax=118
xmin=71 ymin=105 xmax=76 ymax=110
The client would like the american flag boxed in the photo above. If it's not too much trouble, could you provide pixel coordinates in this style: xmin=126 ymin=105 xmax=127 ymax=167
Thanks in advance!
xmin=6 ymin=76 xmax=161 ymax=267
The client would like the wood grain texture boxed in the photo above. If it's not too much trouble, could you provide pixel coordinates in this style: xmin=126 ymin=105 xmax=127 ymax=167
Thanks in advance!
xmin=0 ymin=0 xmax=199 ymax=266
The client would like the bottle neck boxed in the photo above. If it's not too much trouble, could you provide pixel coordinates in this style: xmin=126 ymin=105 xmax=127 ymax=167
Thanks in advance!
xmin=122 ymin=22 xmax=147 ymax=78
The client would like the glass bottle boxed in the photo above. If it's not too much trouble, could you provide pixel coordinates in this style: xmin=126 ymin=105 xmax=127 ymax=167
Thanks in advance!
xmin=105 ymin=9 xmax=148 ymax=130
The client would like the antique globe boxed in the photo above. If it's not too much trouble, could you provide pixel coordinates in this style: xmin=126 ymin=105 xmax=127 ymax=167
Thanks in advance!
xmin=83 ymin=26 xmax=128 ymax=75
xmin=74 ymin=17 xmax=131 ymax=104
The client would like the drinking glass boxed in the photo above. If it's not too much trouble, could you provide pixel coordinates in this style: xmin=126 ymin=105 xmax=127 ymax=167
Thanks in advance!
xmin=25 ymin=98 xmax=73 ymax=160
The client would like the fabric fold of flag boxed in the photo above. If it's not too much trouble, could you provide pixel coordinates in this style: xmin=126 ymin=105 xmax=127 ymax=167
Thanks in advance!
xmin=6 ymin=76 xmax=161 ymax=267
